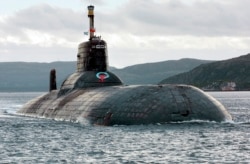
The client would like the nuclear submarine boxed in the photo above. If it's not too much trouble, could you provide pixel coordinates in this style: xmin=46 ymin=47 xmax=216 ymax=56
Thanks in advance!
xmin=17 ymin=5 xmax=232 ymax=125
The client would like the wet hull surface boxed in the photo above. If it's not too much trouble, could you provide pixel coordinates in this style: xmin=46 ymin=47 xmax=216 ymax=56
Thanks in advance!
xmin=18 ymin=84 xmax=232 ymax=125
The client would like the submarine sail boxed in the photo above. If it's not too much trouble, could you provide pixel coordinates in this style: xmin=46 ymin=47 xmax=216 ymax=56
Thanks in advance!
xmin=17 ymin=5 xmax=232 ymax=125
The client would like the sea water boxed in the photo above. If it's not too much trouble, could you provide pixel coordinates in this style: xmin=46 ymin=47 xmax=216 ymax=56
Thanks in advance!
xmin=0 ymin=92 xmax=249 ymax=163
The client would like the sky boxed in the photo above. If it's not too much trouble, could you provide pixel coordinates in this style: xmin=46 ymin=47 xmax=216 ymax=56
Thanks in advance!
xmin=0 ymin=0 xmax=249 ymax=68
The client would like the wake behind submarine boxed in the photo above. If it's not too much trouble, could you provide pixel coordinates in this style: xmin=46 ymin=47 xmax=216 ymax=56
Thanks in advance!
xmin=17 ymin=5 xmax=232 ymax=125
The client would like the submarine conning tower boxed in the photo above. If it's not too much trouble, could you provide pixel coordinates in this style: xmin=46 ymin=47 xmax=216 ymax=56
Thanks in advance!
xmin=77 ymin=5 xmax=108 ymax=72
xmin=58 ymin=5 xmax=123 ymax=96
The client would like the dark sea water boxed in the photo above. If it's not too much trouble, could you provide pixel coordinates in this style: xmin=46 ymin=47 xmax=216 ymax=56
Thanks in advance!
xmin=0 ymin=92 xmax=249 ymax=163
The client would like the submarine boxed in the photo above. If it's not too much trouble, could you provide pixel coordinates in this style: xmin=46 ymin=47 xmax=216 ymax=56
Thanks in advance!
xmin=17 ymin=5 xmax=232 ymax=125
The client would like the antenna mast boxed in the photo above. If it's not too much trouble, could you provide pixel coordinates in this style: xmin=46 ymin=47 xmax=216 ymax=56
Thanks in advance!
xmin=88 ymin=5 xmax=95 ymax=39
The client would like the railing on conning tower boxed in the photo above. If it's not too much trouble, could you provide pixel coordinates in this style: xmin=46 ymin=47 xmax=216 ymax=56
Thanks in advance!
xmin=76 ymin=5 xmax=108 ymax=73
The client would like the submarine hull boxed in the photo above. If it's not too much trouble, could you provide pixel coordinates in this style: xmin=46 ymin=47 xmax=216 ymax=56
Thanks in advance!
xmin=17 ymin=84 xmax=232 ymax=125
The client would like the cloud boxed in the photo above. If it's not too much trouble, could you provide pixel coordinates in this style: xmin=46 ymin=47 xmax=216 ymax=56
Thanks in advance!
xmin=1 ymin=0 xmax=249 ymax=45
xmin=99 ymin=0 xmax=250 ymax=37
xmin=0 ymin=43 xmax=77 ymax=62
xmin=0 ymin=0 xmax=249 ymax=67
xmin=0 ymin=4 xmax=85 ymax=46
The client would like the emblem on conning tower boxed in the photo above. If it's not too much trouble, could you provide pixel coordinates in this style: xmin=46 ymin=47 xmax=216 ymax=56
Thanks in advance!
xmin=96 ymin=72 xmax=110 ymax=82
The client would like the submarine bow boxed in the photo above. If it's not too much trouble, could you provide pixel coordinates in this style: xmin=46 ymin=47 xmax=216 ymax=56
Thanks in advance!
xmin=17 ymin=5 xmax=232 ymax=125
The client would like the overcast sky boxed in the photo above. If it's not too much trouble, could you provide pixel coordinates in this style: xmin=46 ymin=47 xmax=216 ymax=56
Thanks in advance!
xmin=0 ymin=0 xmax=249 ymax=68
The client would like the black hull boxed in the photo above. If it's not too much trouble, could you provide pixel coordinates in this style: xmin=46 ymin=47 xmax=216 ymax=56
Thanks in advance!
xmin=17 ymin=84 xmax=232 ymax=125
